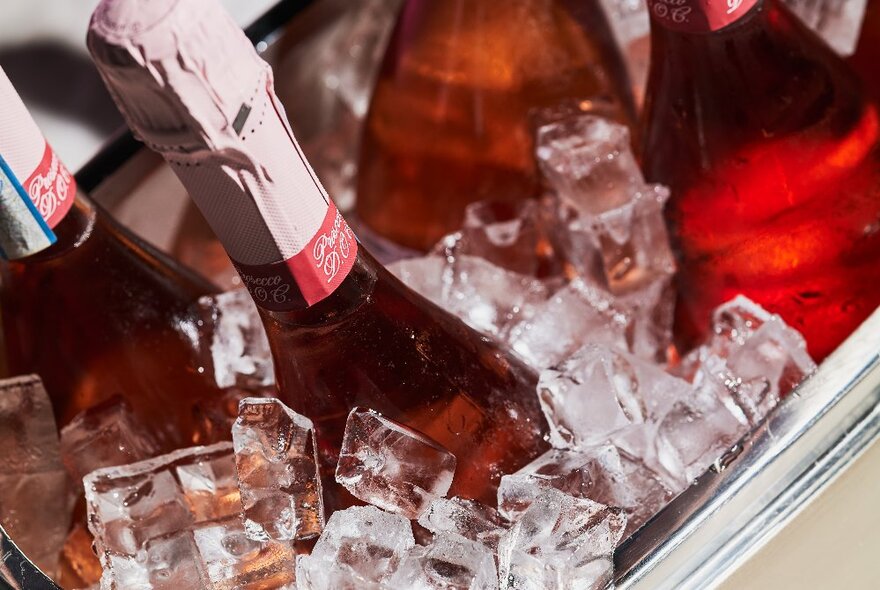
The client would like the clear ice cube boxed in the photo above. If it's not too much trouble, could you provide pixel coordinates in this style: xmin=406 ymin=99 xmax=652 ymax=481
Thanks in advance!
xmin=658 ymin=381 xmax=749 ymax=482
xmin=507 ymin=279 xmax=631 ymax=370
xmin=417 ymin=497 xmax=508 ymax=550
xmin=61 ymin=395 xmax=160 ymax=488
xmin=84 ymin=443 xmax=237 ymax=559
xmin=232 ymin=397 xmax=324 ymax=541
xmin=497 ymin=444 xmax=674 ymax=536
xmin=101 ymin=516 xmax=297 ymax=590
xmin=0 ymin=375 xmax=72 ymax=577
xmin=175 ymin=449 xmax=242 ymax=522
xmin=586 ymin=184 xmax=676 ymax=296
xmin=536 ymin=344 xmax=687 ymax=449
xmin=295 ymin=505 xmax=414 ymax=589
xmin=387 ymin=534 xmax=498 ymax=590
xmin=335 ymin=408 xmax=457 ymax=519
xmin=389 ymin=254 xmax=549 ymax=341
xmin=433 ymin=198 xmax=569 ymax=279
xmin=536 ymin=115 xmax=644 ymax=216
xmin=679 ymin=296 xmax=817 ymax=425
xmin=197 ymin=290 xmax=274 ymax=390
xmin=497 ymin=489 xmax=626 ymax=590
xmin=192 ymin=385 xmax=276 ymax=445
xmin=617 ymin=271 xmax=675 ymax=362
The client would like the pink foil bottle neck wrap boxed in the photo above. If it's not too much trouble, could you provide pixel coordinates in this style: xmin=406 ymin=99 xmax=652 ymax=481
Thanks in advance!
xmin=87 ymin=0 xmax=357 ymax=311
xmin=647 ymin=0 xmax=760 ymax=33
xmin=0 ymin=68 xmax=76 ymax=260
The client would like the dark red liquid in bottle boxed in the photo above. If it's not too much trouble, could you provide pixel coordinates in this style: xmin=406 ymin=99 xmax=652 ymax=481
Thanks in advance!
xmin=642 ymin=0 xmax=880 ymax=361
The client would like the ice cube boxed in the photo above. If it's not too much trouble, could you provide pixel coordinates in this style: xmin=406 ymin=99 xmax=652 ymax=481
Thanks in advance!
xmin=193 ymin=385 xmax=276 ymax=445
xmin=84 ymin=443 xmax=237 ymax=559
xmin=197 ymin=290 xmax=274 ymax=390
xmin=61 ymin=396 xmax=160 ymax=488
xmin=680 ymin=296 xmax=817 ymax=425
xmin=175 ymin=450 xmax=241 ymax=522
xmin=497 ymin=489 xmax=626 ymax=590
xmin=191 ymin=517 xmax=297 ymax=589
xmin=417 ymin=497 xmax=508 ymax=550
xmin=658 ymin=380 xmax=749 ymax=482
xmin=0 ymin=375 xmax=72 ymax=577
xmin=389 ymin=254 xmax=549 ymax=340
xmin=610 ymin=422 xmax=689 ymax=493
xmin=783 ymin=0 xmax=868 ymax=56
xmin=433 ymin=198 xmax=569 ymax=279
xmin=507 ymin=279 xmax=631 ymax=370
xmin=232 ymin=397 xmax=324 ymax=541
xmin=585 ymin=184 xmax=676 ymax=296
xmin=100 ymin=516 xmax=297 ymax=590
xmin=296 ymin=505 xmax=414 ymax=589
xmin=336 ymin=408 xmax=457 ymax=519
xmin=387 ymin=534 xmax=498 ymax=590
xmin=497 ymin=445 xmax=674 ymax=536
xmin=537 ymin=344 xmax=688 ymax=449
xmin=617 ymin=271 xmax=676 ymax=362
xmin=536 ymin=115 xmax=644 ymax=216
xmin=497 ymin=446 xmax=630 ymax=519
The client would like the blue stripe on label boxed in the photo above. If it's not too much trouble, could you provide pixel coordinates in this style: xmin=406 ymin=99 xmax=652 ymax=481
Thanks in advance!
xmin=0 ymin=153 xmax=56 ymax=259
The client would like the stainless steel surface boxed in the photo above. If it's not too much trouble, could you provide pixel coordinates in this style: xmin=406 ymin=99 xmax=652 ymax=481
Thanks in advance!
xmin=0 ymin=524 xmax=59 ymax=590
xmin=615 ymin=306 xmax=880 ymax=589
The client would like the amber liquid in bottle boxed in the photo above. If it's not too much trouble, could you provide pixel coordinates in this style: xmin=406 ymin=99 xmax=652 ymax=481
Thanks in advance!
xmin=642 ymin=0 xmax=880 ymax=361
xmin=357 ymin=0 xmax=636 ymax=251
xmin=1 ymin=194 xmax=222 ymax=450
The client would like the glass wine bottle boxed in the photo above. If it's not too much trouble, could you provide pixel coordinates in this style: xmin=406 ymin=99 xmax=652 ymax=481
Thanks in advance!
xmin=88 ymin=0 xmax=550 ymax=507
xmin=0 ymin=68 xmax=222 ymax=451
xmin=641 ymin=0 xmax=880 ymax=361
xmin=356 ymin=0 xmax=637 ymax=251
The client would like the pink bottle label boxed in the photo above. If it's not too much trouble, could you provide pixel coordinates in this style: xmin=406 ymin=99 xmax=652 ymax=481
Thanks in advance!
xmin=647 ymin=0 xmax=760 ymax=32
xmin=88 ymin=0 xmax=358 ymax=311
xmin=0 ymin=68 xmax=75 ymax=259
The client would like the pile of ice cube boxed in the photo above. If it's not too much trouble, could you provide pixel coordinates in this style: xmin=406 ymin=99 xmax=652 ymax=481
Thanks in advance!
xmin=388 ymin=113 xmax=817 ymax=533
xmin=0 ymin=115 xmax=819 ymax=590
xmin=78 ymin=398 xmax=626 ymax=590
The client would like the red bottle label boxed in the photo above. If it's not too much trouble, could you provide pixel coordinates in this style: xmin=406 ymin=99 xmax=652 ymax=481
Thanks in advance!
xmin=647 ymin=0 xmax=759 ymax=32
xmin=23 ymin=142 xmax=76 ymax=229
xmin=233 ymin=203 xmax=358 ymax=311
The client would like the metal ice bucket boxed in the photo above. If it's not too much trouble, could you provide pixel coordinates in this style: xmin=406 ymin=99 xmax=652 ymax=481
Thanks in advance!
xmin=3 ymin=1 xmax=880 ymax=588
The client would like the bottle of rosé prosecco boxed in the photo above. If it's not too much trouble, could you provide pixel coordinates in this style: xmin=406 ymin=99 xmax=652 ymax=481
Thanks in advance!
xmin=88 ymin=0 xmax=549 ymax=509
xmin=0 ymin=68 xmax=222 ymax=450
xmin=642 ymin=0 xmax=880 ymax=361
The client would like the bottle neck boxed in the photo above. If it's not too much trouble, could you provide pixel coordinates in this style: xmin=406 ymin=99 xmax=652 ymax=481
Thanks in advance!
xmin=11 ymin=192 xmax=97 ymax=264
xmin=89 ymin=2 xmax=360 ymax=315
xmin=646 ymin=0 xmax=762 ymax=34
xmin=259 ymin=248 xmax=379 ymax=330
